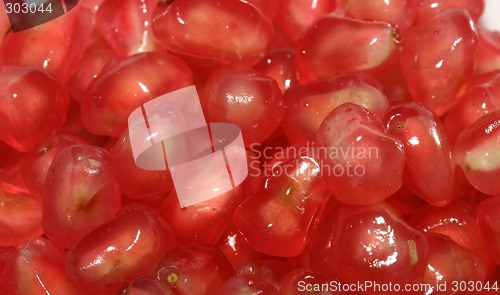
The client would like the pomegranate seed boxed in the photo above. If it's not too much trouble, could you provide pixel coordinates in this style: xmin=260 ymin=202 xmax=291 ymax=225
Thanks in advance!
xmin=296 ymin=15 xmax=400 ymax=82
xmin=81 ymin=51 xmax=193 ymax=137
xmin=217 ymin=226 xmax=267 ymax=269
xmin=415 ymin=0 xmax=485 ymax=24
xmin=66 ymin=42 xmax=117 ymax=103
xmin=443 ymin=70 xmax=500 ymax=145
xmin=0 ymin=189 xmax=43 ymax=248
xmin=280 ymin=269 xmax=343 ymax=295
xmin=67 ymin=204 xmax=176 ymax=293
xmin=454 ymin=110 xmax=500 ymax=196
xmin=307 ymin=202 xmax=429 ymax=285
xmin=118 ymin=277 xmax=174 ymax=295
xmin=152 ymin=0 xmax=274 ymax=66
xmin=477 ymin=196 xmax=500 ymax=264
xmin=0 ymin=238 xmax=83 ymax=295
xmin=242 ymin=0 xmax=279 ymax=20
xmin=475 ymin=29 xmax=500 ymax=74
xmin=220 ymin=274 xmax=280 ymax=295
xmin=43 ymin=144 xmax=121 ymax=249
xmin=235 ymin=259 xmax=293 ymax=289
xmin=276 ymin=0 xmax=336 ymax=43
xmin=316 ymin=103 xmax=405 ymax=205
xmin=23 ymin=134 xmax=84 ymax=198
xmin=233 ymin=148 xmax=330 ymax=257
xmin=409 ymin=200 xmax=496 ymax=278
xmin=384 ymin=102 xmax=456 ymax=206
xmin=97 ymin=0 xmax=159 ymax=57
xmin=399 ymin=8 xmax=478 ymax=116
xmin=0 ymin=66 xmax=69 ymax=152
xmin=253 ymin=47 xmax=298 ymax=93
xmin=154 ymin=244 xmax=234 ymax=294
xmin=421 ymin=233 xmax=488 ymax=294
xmin=283 ymin=73 xmax=390 ymax=145
xmin=0 ymin=6 xmax=94 ymax=83
xmin=339 ymin=0 xmax=418 ymax=32
xmin=201 ymin=65 xmax=285 ymax=145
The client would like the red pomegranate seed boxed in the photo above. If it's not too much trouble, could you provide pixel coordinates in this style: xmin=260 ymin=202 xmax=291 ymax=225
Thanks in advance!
xmin=475 ymin=29 xmax=500 ymax=74
xmin=0 ymin=189 xmax=43 ymax=248
xmin=67 ymin=204 xmax=176 ymax=293
xmin=384 ymin=102 xmax=456 ymax=206
xmin=443 ymin=70 xmax=500 ymax=145
xmin=217 ymin=226 xmax=266 ymax=269
xmin=233 ymin=148 xmax=330 ymax=257
xmin=81 ymin=51 xmax=193 ymax=137
xmin=276 ymin=0 xmax=336 ymax=43
xmin=23 ymin=134 xmax=84 ymax=198
xmin=399 ymin=8 xmax=478 ymax=116
xmin=201 ymin=65 xmax=285 ymax=145
xmin=315 ymin=103 xmax=405 ymax=205
xmin=111 ymin=130 xmax=173 ymax=198
xmin=97 ymin=0 xmax=159 ymax=57
xmin=0 ymin=238 xmax=84 ymax=295
xmin=43 ymin=144 xmax=121 ymax=249
xmin=242 ymin=0 xmax=279 ymax=20
xmin=253 ymin=47 xmax=298 ymax=93
xmin=66 ymin=42 xmax=117 ymax=103
xmin=220 ymin=274 xmax=280 ymax=295
xmin=454 ymin=110 xmax=500 ymax=196
xmin=296 ymin=15 xmax=400 ymax=82
xmin=409 ymin=200 xmax=496 ymax=278
xmin=420 ymin=233 xmax=488 ymax=294
xmin=235 ymin=259 xmax=293 ymax=289
xmin=339 ymin=0 xmax=418 ymax=32
xmin=283 ymin=73 xmax=390 ymax=145
xmin=307 ymin=202 xmax=429 ymax=285
xmin=118 ymin=277 xmax=174 ymax=295
xmin=280 ymin=268 xmax=343 ymax=295
xmin=152 ymin=0 xmax=274 ymax=66
xmin=0 ymin=66 xmax=69 ymax=152
xmin=477 ymin=196 xmax=500 ymax=264
xmin=415 ymin=0 xmax=485 ymax=24
xmin=0 ymin=6 xmax=94 ymax=83
xmin=155 ymin=244 xmax=234 ymax=294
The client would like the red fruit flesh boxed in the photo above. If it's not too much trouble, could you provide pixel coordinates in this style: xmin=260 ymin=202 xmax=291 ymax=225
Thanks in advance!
xmin=0 ymin=238 xmax=83 ymax=295
xmin=81 ymin=51 xmax=193 ymax=137
xmin=307 ymin=202 xmax=429 ymax=285
xmin=443 ymin=71 xmax=500 ymax=146
xmin=43 ymin=144 xmax=121 ymax=249
xmin=477 ymin=196 xmax=500 ymax=264
xmin=220 ymin=274 xmax=280 ymax=295
xmin=201 ymin=65 xmax=285 ymax=145
xmin=118 ymin=277 xmax=174 ymax=295
xmin=454 ymin=111 xmax=500 ymax=196
xmin=253 ymin=47 xmax=298 ymax=93
xmin=276 ymin=0 xmax=337 ymax=43
xmin=399 ymin=8 xmax=478 ymax=116
xmin=235 ymin=259 xmax=292 ymax=289
xmin=415 ymin=0 xmax=485 ymax=24
xmin=296 ymin=15 xmax=399 ymax=82
xmin=66 ymin=42 xmax=117 ymax=102
xmin=66 ymin=204 xmax=176 ymax=293
xmin=280 ymin=269 xmax=343 ymax=295
xmin=339 ymin=0 xmax=418 ymax=32
xmin=409 ymin=200 xmax=496 ymax=278
xmin=315 ymin=103 xmax=405 ymax=205
xmin=97 ymin=0 xmax=159 ymax=57
xmin=283 ymin=73 xmax=390 ymax=145
xmin=420 ymin=233 xmax=488 ymax=295
xmin=0 ymin=66 xmax=69 ymax=152
xmin=154 ymin=244 xmax=234 ymax=295
xmin=384 ymin=102 xmax=456 ymax=206
xmin=152 ymin=0 xmax=274 ymax=66
xmin=0 ymin=6 xmax=93 ymax=83
xmin=217 ymin=226 xmax=267 ymax=269
xmin=23 ymin=134 xmax=84 ymax=198
xmin=475 ymin=29 xmax=500 ymax=74
xmin=111 ymin=130 xmax=173 ymax=199
xmin=234 ymin=148 xmax=330 ymax=257
xmin=0 ymin=189 xmax=43 ymax=248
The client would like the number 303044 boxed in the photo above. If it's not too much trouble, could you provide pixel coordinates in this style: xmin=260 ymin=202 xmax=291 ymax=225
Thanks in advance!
xmin=5 ymin=2 xmax=53 ymax=14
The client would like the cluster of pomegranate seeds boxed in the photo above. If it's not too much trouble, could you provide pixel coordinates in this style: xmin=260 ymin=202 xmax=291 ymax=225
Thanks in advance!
xmin=1 ymin=0 xmax=500 ymax=294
